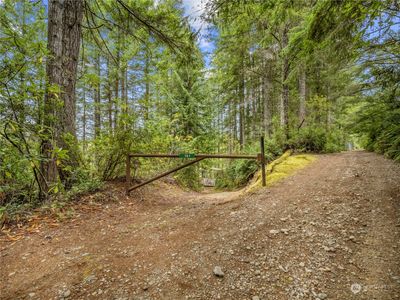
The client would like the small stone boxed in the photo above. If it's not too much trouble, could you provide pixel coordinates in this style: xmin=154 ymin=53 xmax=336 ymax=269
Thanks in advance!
xmin=252 ymin=296 xmax=260 ymax=300
xmin=213 ymin=266 xmax=224 ymax=277
xmin=317 ymin=293 xmax=327 ymax=299
xmin=281 ymin=229 xmax=289 ymax=235
xmin=62 ymin=290 xmax=71 ymax=298
xmin=323 ymin=246 xmax=336 ymax=252
xmin=269 ymin=229 xmax=279 ymax=234
xmin=28 ymin=293 xmax=36 ymax=298
xmin=45 ymin=235 xmax=52 ymax=240
xmin=279 ymin=265 xmax=288 ymax=272
xmin=85 ymin=275 xmax=96 ymax=283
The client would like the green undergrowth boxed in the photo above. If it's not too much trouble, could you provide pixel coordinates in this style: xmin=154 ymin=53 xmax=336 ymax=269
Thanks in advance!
xmin=0 ymin=179 xmax=103 ymax=228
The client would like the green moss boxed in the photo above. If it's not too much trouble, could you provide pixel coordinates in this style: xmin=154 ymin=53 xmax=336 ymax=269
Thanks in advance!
xmin=266 ymin=154 xmax=316 ymax=185
xmin=245 ymin=152 xmax=316 ymax=193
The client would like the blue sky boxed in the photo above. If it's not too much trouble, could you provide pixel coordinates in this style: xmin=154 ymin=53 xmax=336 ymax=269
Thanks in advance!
xmin=181 ymin=0 xmax=215 ymax=66
xmin=1 ymin=0 xmax=216 ymax=65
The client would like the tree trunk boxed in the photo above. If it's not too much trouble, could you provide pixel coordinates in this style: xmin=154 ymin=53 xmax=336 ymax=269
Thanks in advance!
xmin=144 ymin=51 xmax=150 ymax=121
xmin=239 ymin=58 xmax=245 ymax=149
xmin=262 ymin=57 xmax=272 ymax=136
xmin=114 ymin=34 xmax=120 ymax=131
xmin=233 ymin=94 xmax=238 ymax=145
xmin=299 ymin=63 xmax=306 ymax=126
xmin=82 ymin=86 xmax=86 ymax=150
xmin=250 ymin=54 xmax=256 ymax=139
xmin=94 ymin=54 xmax=101 ymax=138
xmin=40 ymin=0 xmax=84 ymax=197
xmin=114 ymin=71 xmax=119 ymax=131
xmin=106 ymin=58 xmax=113 ymax=132
xmin=280 ymin=25 xmax=290 ymax=140
xmin=121 ymin=65 xmax=126 ymax=112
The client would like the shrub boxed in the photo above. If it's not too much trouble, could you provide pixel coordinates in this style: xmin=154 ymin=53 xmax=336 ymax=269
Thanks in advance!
xmin=215 ymin=138 xmax=283 ymax=189
xmin=215 ymin=159 xmax=258 ymax=189
xmin=289 ymin=127 xmax=327 ymax=152
xmin=175 ymin=165 xmax=202 ymax=190
xmin=288 ymin=126 xmax=345 ymax=153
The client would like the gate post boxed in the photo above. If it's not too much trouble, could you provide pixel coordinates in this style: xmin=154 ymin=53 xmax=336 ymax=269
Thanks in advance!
xmin=260 ymin=136 xmax=266 ymax=187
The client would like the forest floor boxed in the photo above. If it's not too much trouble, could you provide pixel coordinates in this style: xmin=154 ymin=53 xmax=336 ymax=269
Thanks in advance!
xmin=1 ymin=151 xmax=400 ymax=300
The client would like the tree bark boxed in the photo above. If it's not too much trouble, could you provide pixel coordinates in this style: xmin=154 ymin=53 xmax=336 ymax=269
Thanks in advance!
xmin=233 ymin=93 xmax=238 ymax=145
xmin=262 ymin=57 xmax=272 ymax=136
xmin=82 ymin=85 xmax=86 ymax=149
xmin=106 ymin=58 xmax=113 ymax=132
xmin=94 ymin=54 xmax=101 ymax=138
xmin=239 ymin=57 xmax=245 ymax=149
xmin=114 ymin=70 xmax=119 ymax=131
xmin=299 ymin=63 xmax=306 ymax=126
xmin=250 ymin=54 xmax=256 ymax=139
xmin=280 ymin=25 xmax=290 ymax=140
xmin=113 ymin=31 xmax=120 ymax=131
xmin=40 ymin=0 xmax=84 ymax=196
xmin=144 ymin=50 xmax=150 ymax=121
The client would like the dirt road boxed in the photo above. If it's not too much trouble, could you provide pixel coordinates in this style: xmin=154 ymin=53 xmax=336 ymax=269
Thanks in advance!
xmin=1 ymin=151 xmax=400 ymax=299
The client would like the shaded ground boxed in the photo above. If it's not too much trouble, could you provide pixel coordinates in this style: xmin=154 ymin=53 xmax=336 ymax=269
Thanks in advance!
xmin=1 ymin=151 xmax=400 ymax=300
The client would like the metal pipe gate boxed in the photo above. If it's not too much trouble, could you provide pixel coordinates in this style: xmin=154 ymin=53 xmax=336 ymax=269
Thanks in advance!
xmin=126 ymin=137 xmax=267 ymax=194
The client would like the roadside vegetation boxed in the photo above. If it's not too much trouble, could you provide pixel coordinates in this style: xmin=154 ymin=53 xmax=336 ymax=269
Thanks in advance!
xmin=0 ymin=1 xmax=398 ymax=221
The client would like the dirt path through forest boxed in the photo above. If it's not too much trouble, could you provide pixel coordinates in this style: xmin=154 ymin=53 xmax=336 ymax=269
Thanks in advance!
xmin=1 ymin=151 xmax=400 ymax=300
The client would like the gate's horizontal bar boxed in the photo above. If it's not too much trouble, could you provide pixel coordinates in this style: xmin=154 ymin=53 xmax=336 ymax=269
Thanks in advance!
xmin=129 ymin=153 xmax=259 ymax=159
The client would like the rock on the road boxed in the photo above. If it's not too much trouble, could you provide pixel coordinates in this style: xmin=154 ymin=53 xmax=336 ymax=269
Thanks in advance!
xmin=213 ymin=266 xmax=224 ymax=277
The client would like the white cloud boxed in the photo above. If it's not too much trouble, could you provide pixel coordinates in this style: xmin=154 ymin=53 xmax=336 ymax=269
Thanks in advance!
xmin=182 ymin=0 xmax=207 ymax=32
xmin=182 ymin=0 xmax=213 ymax=55
xmin=199 ymin=38 xmax=212 ymax=50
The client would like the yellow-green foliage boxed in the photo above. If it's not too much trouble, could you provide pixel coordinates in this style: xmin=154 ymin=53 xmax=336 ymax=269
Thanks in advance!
xmin=245 ymin=151 xmax=316 ymax=193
